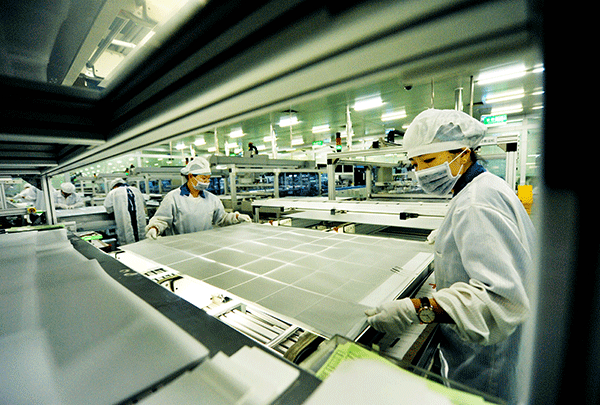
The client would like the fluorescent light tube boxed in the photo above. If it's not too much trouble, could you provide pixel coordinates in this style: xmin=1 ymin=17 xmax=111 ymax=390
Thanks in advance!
xmin=477 ymin=64 xmax=526 ymax=85
xmin=229 ymin=129 xmax=245 ymax=138
xmin=381 ymin=109 xmax=407 ymax=121
xmin=312 ymin=124 xmax=331 ymax=133
xmin=279 ymin=116 xmax=300 ymax=127
xmin=484 ymin=88 xmax=525 ymax=104
xmin=353 ymin=95 xmax=384 ymax=111
xmin=491 ymin=104 xmax=523 ymax=115
xmin=111 ymin=39 xmax=136 ymax=49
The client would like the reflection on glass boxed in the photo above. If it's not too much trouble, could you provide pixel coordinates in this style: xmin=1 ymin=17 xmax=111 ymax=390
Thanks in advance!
xmin=0 ymin=0 xmax=206 ymax=90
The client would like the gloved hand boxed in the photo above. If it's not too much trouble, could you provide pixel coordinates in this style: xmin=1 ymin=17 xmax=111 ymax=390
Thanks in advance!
xmin=426 ymin=228 xmax=439 ymax=245
xmin=146 ymin=227 xmax=159 ymax=240
xmin=236 ymin=213 xmax=251 ymax=223
xmin=67 ymin=205 xmax=75 ymax=209
xmin=365 ymin=298 xmax=419 ymax=336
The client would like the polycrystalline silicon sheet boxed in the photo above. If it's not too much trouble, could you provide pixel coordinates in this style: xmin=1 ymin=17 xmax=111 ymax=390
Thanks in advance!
xmin=0 ymin=229 xmax=209 ymax=405
xmin=124 ymin=223 xmax=432 ymax=338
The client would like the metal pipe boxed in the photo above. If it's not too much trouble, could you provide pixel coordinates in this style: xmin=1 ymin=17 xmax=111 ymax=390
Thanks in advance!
xmin=469 ymin=75 xmax=475 ymax=116
xmin=454 ymin=87 xmax=463 ymax=111
xmin=41 ymin=175 xmax=57 ymax=225
xmin=214 ymin=128 xmax=220 ymax=155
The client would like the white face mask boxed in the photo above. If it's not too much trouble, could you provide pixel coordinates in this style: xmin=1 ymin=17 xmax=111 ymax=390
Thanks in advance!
xmin=414 ymin=149 xmax=468 ymax=196
xmin=190 ymin=175 xmax=210 ymax=191
xmin=192 ymin=181 xmax=209 ymax=191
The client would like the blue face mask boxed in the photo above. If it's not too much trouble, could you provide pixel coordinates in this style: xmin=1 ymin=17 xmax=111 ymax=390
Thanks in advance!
xmin=414 ymin=149 xmax=467 ymax=196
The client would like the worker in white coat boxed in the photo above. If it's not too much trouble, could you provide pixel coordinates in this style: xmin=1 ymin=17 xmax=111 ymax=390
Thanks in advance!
xmin=54 ymin=182 xmax=84 ymax=209
xmin=364 ymin=109 xmax=535 ymax=403
xmin=104 ymin=178 xmax=147 ymax=245
xmin=145 ymin=157 xmax=250 ymax=239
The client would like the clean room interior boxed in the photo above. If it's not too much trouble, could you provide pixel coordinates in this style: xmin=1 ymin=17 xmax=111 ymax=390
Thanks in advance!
xmin=3 ymin=1 xmax=595 ymax=405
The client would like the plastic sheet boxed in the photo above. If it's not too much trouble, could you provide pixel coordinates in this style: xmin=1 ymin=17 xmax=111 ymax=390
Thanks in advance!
xmin=0 ymin=228 xmax=210 ymax=405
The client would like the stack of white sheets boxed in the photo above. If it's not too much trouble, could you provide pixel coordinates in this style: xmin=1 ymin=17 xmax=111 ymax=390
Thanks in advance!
xmin=0 ymin=228 xmax=209 ymax=405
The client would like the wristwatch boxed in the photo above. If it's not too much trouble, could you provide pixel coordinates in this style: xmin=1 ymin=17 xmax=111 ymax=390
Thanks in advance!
xmin=417 ymin=297 xmax=436 ymax=324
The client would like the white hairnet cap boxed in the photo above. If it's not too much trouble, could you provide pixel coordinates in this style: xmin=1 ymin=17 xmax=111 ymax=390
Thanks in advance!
xmin=180 ymin=157 xmax=211 ymax=175
xmin=109 ymin=178 xmax=126 ymax=190
xmin=61 ymin=182 xmax=76 ymax=194
xmin=404 ymin=109 xmax=487 ymax=158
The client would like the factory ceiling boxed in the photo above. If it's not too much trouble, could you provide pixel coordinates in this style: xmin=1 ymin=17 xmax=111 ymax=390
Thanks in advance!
xmin=0 ymin=0 xmax=544 ymax=176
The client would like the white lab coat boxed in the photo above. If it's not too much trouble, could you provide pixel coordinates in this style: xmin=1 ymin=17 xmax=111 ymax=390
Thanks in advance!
xmin=431 ymin=171 xmax=535 ymax=403
xmin=146 ymin=185 xmax=239 ymax=236
xmin=15 ymin=186 xmax=50 ymax=211
xmin=54 ymin=191 xmax=84 ymax=209
xmin=104 ymin=185 xmax=147 ymax=245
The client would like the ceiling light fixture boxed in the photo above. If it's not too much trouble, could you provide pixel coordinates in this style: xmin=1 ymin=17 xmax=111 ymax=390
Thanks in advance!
xmin=278 ymin=116 xmax=300 ymax=127
xmin=476 ymin=63 xmax=527 ymax=85
xmin=353 ymin=95 xmax=384 ymax=111
xmin=491 ymin=103 xmax=523 ymax=115
xmin=229 ymin=129 xmax=245 ymax=138
xmin=111 ymin=39 xmax=136 ymax=49
xmin=381 ymin=109 xmax=407 ymax=121
xmin=312 ymin=124 xmax=331 ymax=133
xmin=484 ymin=88 xmax=525 ymax=104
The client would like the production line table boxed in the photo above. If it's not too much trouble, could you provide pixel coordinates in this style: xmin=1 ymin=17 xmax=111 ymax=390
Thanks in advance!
xmin=121 ymin=223 xmax=434 ymax=340
xmin=251 ymin=197 xmax=449 ymax=232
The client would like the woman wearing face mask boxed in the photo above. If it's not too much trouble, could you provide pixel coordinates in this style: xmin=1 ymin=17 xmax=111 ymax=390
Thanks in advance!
xmin=364 ymin=109 xmax=536 ymax=404
xmin=145 ymin=157 xmax=250 ymax=239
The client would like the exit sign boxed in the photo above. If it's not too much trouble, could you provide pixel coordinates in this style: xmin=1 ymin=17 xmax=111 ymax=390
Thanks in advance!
xmin=312 ymin=140 xmax=323 ymax=146
xmin=481 ymin=114 xmax=507 ymax=125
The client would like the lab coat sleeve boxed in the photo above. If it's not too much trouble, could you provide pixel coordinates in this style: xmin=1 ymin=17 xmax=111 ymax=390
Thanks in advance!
xmin=71 ymin=193 xmax=84 ymax=208
xmin=103 ymin=190 xmax=114 ymax=214
xmin=433 ymin=203 xmax=531 ymax=346
xmin=212 ymin=197 xmax=238 ymax=226
xmin=146 ymin=192 xmax=175 ymax=234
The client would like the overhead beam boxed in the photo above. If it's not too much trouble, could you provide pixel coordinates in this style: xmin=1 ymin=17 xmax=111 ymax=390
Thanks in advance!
xmin=0 ymin=133 xmax=106 ymax=146
xmin=0 ymin=160 xmax=58 ymax=168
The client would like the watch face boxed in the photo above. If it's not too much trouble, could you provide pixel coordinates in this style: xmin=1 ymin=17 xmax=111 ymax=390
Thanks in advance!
xmin=418 ymin=307 xmax=436 ymax=323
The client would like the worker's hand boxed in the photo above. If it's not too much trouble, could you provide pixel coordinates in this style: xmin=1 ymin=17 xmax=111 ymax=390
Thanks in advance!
xmin=146 ymin=227 xmax=159 ymax=240
xmin=67 ymin=205 xmax=75 ymax=209
xmin=426 ymin=228 xmax=439 ymax=245
xmin=365 ymin=298 xmax=419 ymax=336
xmin=236 ymin=213 xmax=251 ymax=223
xmin=55 ymin=203 xmax=68 ymax=210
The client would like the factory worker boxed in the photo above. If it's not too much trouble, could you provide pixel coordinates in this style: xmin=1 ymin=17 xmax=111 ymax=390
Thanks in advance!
xmin=54 ymin=182 xmax=84 ymax=209
xmin=145 ymin=157 xmax=251 ymax=239
xmin=13 ymin=180 xmax=53 ymax=211
xmin=104 ymin=178 xmax=147 ymax=245
xmin=13 ymin=184 xmax=36 ymax=202
xmin=364 ymin=109 xmax=535 ymax=403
